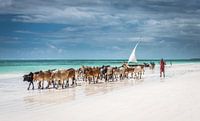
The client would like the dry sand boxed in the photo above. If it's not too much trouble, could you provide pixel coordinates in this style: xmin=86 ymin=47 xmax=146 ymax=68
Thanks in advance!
xmin=0 ymin=64 xmax=200 ymax=121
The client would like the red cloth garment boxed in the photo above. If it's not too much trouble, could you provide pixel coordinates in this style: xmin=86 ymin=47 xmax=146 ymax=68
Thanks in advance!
xmin=160 ymin=60 xmax=165 ymax=72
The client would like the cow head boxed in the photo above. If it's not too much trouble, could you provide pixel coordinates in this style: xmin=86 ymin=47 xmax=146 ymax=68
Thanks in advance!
xmin=23 ymin=74 xmax=30 ymax=82
xmin=23 ymin=72 xmax=33 ymax=82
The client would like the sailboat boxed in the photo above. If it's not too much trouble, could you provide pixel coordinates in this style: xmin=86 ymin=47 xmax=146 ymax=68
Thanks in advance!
xmin=128 ymin=41 xmax=139 ymax=64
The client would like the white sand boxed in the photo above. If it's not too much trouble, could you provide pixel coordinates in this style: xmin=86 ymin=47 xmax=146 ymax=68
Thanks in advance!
xmin=0 ymin=64 xmax=200 ymax=121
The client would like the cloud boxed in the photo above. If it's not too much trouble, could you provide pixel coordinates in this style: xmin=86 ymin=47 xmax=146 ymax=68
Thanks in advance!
xmin=47 ymin=43 xmax=63 ymax=53
xmin=129 ymin=37 xmax=154 ymax=43
xmin=15 ymin=30 xmax=37 ymax=34
xmin=0 ymin=0 xmax=200 ymax=59
xmin=12 ymin=7 xmax=98 ymax=24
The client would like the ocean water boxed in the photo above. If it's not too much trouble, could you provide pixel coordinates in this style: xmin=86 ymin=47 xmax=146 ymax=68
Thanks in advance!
xmin=0 ymin=59 xmax=199 ymax=74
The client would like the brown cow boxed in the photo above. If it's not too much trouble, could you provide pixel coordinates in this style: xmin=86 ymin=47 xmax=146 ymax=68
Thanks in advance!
xmin=33 ymin=70 xmax=53 ymax=89
xmin=51 ymin=68 xmax=76 ymax=89
xmin=134 ymin=66 xmax=144 ymax=79
xmin=122 ymin=64 xmax=135 ymax=78
xmin=81 ymin=66 xmax=100 ymax=84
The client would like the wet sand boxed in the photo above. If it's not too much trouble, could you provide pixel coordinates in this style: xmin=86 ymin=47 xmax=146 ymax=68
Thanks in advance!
xmin=0 ymin=64 xmax=200 ymax=121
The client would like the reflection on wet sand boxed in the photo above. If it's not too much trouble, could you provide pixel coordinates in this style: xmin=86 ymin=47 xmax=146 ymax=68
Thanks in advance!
xmin=23 ymin=78 xmax=144 ymax=109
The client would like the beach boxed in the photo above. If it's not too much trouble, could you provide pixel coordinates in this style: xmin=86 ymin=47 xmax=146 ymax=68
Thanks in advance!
xmin=1 ymin=0 xmax=200 ymax=120
xmin=0 ymin=63 xmax=200 ymax=121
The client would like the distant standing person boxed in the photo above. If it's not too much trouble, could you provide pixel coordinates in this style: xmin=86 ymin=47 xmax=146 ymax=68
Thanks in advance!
xmin=160 ymin=58 xmax=166 ymax=78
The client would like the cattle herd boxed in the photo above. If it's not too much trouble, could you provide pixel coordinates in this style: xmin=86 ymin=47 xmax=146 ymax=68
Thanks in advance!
xmin=23 ymin=63 xmax=155 ymax=90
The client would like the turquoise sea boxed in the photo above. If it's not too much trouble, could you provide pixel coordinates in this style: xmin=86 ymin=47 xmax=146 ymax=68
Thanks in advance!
xmin=0 ymin=59 xmax=200 ymax=74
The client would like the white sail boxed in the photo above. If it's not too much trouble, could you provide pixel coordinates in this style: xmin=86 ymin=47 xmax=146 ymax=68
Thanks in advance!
xmin=128 ymin=42 xmax=139 ymax=63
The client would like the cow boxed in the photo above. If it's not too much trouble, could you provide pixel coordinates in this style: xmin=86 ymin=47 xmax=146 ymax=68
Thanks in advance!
xmin=51 ymin=68 xmax=76 ymax=89
xmin=23 ymin=72 xmax=34 ymax=90
xmin=80 ymin=66 xmax=100 ymax=84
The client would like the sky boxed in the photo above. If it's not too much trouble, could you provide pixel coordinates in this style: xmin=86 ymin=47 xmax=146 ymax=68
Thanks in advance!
xmin=0 ymin=0 xmax=200 ymax=59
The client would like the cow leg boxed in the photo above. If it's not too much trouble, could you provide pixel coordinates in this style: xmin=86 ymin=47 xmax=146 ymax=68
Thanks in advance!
xmin=112 ymin=75 xmax=114 ymax=82
xmin=94 ymin=77 xmax=96 ymax=84
xmin=105 ymin=75 xmax=108 ymax=82
xmin=65 ymin=80 xmax=68 ymax=88
xmin=83 ymin=76 xmax=85 ymax=82
xmin=96 ymin=76 xmax=99 ymax=83
xmin=72 ymin=77 xmax=77 ymax=86
xmin=108 ymin=75 xmax=111 ymax=82
xmin=65 ymin=80 xmax=69 ymax=88
xmin=67 ymin=80 xmax=69 ymax=87
xmin=56 ymin=80 xmax=60 ymax=89
xmin=89 ymin=77 xmax=91 ymax=84
xmin=93 ymin=77 xmax=95 ymax=84
xmin=27 ymin=82 xmax=31 ymax=90
xmin=113 ymin=75 xmax=115 ymax=81
xmin=61 ymin=80 xmax=65 ymax=89
xmin=52 ymin=81 xmax=56 ymax=88
xmin=45 ymin=81 xmax=50 ymax=89
xmin=75 ymin=77 xmax=77 ymax=86
xmin=41 ymin=81 xmax=44 ymax=89
xmin=62 ymin=83 xmax=64 ymax=89
xmin=134 ymin=73 xmax=137 ymax=79
xmin=105 ymin=75 xmax=107 ymax=82
xmin=72 ymin=78 xmax=74 ymax=86
xmin=38 ymin=81 xmax=41 ymax=89
xmin=31 ymin=82 xmax=34 ymax=90
xmin=100 ymin=74 xmax=103 ymax=80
